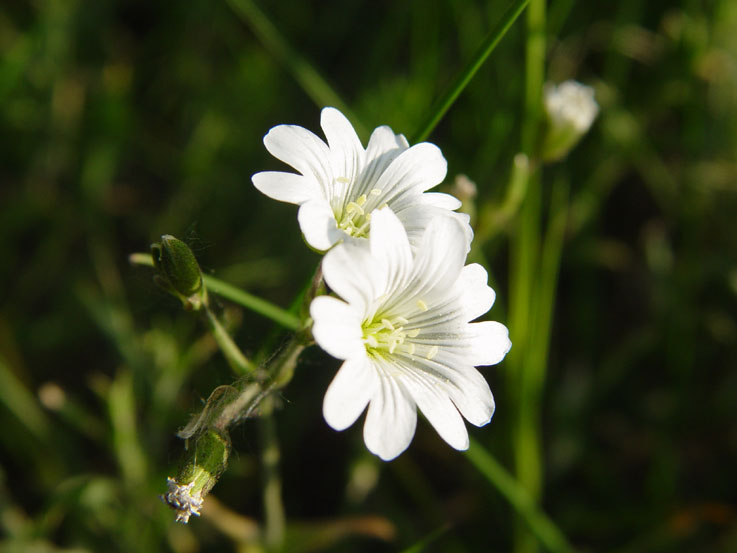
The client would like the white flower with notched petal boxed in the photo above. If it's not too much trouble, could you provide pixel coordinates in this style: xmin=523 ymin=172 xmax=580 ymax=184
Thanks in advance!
xmin=252 ymin=107 xmax=469 ymax=252
xmin=310 ymin=208 xmax=511 ymax=460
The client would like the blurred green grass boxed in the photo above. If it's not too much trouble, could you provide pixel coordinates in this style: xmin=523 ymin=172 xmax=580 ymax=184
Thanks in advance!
xmin=1 ymin=0 xmax=737 ymax=552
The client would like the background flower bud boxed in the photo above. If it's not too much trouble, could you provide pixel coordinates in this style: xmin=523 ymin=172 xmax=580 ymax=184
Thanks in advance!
xmin=540 ymin=80 xmax=599 ymax=162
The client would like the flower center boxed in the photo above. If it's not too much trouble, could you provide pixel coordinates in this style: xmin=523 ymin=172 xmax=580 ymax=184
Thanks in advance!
xmin=334 ymin=182 xmax=386 ymax=239
xmin=362 ymin=315 xmax=421 ymax=357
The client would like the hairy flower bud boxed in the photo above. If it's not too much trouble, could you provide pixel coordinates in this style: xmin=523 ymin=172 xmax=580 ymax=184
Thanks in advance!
xmin=540 ymin=80 xmax=599 ymax=162
xmin=151 ymin=235 xmax=206 ymax=310
xmin=162 ymin=428 xmax=230 ymax=523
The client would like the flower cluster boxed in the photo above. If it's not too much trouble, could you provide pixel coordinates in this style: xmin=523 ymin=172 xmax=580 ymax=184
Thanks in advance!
xmin=253 ymin=108 xmax=511 ymax=460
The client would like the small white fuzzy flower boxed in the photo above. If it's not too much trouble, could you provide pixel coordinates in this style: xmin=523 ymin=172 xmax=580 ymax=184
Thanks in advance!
xmin=541 ymin=80 xmax=599 ymax=162
xmin=544 ymin=80 xmax=598 ymax=134
xmin=310 ymin=208 xmax=511 ymax=461
xmin=252 ymin=107 xmax=470 ymax=252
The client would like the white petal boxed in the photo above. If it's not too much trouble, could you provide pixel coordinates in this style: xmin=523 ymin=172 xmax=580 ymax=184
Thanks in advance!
xmin=421 ymin=192 xmax=462 ymax=210
xmin=263 ymin=124 xmax=333 ymax=192
xmin=359 ymin=126 xmax=409 ymax=195
xmin=251 ymin=171 xmax=318 ymax=205
xmin=297 ymin=200 xmax=342 ymax=251
xmin=374 ymin=143 xmax=447 ymax=203
xmin=321 ymin=240 xmax=383 ymax=314
xmin=447 ymin=370 xmax=495 ymax=428
xmin=453 ymin=264 xmax=496 ymax=322
xmin=368 ymin=208 xmax=412 ymax=293
xmin=323 ymin=357 xmax=377 ymax=431
xmin=467 ymin=321 xmax=512 ymax=366
xmin=397 ymin=360 xmax=469 ymax=450
xmin=310 ymin=296 xmax=365 ymax=360
xmin=406 ymin=214 xmax=466 ymax=303
xmin=406 ymin=353 xmax=496 ymax=427
xmin=363 ymin=365 xmax=417 ymax=460
xmin=365 ymin=125 xmax=408 ymax=159
xmin=320 ymin=107 xmax=364 ymax=186
xmin=396 ymin=205 xmax=472 ymax=253
xmin=404 ymin=263 xmax=493 ymax=329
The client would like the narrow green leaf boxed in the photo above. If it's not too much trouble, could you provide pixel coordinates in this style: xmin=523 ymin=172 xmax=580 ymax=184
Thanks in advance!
xmin=226 ymin=0 xmax=366 ymax=136
xmin=465 ymin=437 xmax=577 ymax=553
xmin=398 ymin=524 xmax=450 ymax=553
xmin=411 ymin=0 xmax=531 ymax=143
xmin=0 ymin=355 xmax=50 ymax=442
xmin=108 ymin=369 xmax=147 ymax=486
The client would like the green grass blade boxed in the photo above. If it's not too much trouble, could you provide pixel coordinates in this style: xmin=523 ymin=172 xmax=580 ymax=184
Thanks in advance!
xmin=398 ymin=524 xmax=451 ymax=553
xmin=107 ymin=369 xmax=147 ymax=487
xmin=465 ymin=437 xmax=576 ymax=553
xmin=0 ymin=355 xmax=50 ymax=442
xmin=411 ymin=0 xmax=530 ymax=143
xmin=225 ymin=0 xmax=366 ymax=136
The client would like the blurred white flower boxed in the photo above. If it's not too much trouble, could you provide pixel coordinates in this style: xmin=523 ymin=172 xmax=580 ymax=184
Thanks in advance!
xmin=252 ymin=107 xmax=470 ymax=252
xmin=310 ymin=208 xmax=511 ymax=460
xmin=541 ymin=80 xmax=599 ymax=161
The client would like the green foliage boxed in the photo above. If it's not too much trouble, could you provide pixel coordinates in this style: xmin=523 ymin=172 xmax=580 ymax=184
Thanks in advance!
xmin=1 ymin=0 xmax=736 ymax=552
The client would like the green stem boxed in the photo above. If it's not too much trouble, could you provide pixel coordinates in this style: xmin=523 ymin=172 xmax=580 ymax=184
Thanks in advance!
xmin=411 ymin=0 xmax=530 ymax=143
xmin=509 ymin=0 xmax=546 ymax=552
xmin=204 ymin=307 xmax=257 ymax=375
xmin=129 ymin=253 xmax=300 ymax=331
xmin=204 ymin=274 xmax=300 ymax=331
xmin=473 ymin=153 xmax=531 ymax=248
xmin=528 ymin=176 xmax=569 ymax=389
xmin=466 ymin=438 xmax=576 ymax=553
xmin=260 ymin=399 xmax=286 ymax=549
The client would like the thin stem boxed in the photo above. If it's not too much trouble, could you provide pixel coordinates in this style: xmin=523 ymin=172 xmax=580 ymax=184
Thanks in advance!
xmin=528 ymin=175 xmax=569 ymax=389
xmin=411 ymin=0 xmax=530 ymax=143
xmin=473 ymin=153 xmax=531 ymax=248
xmin=260 ymin=398 xmax=286 ymax=549
xmin=204 ymin=307 xmax=257 ymax=375
xmin=129 ymin=253 xmax=300 ymax=331
xmin=466 ymin=438 xmax=576 ymax=553
xmin=509 ymin=0 xmax=546 ymax=552
xmin=218 ymin=335 xmax=309 ymax=430
xmin=204 ymin=275 xmax=300 ymax=331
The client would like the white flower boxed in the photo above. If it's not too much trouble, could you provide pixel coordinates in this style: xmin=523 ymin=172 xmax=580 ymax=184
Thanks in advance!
xmin=310 ymin=208 xmax=511 ymax=460
xmin=544 ymin=80 xmax=598 ymax=133
xmin=252 ymin=107 xmax=470 ymax=252
xmin=541 ymin=80 xmax=599 ymax=162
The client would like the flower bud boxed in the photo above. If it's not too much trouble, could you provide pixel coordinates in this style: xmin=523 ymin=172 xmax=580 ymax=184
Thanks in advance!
xmin=540 ymin=80 xmax=599 ymax=162
xmin=151 ymin=235 xmax=206 ymax=310
xmin=450 ymin=174 xmax=478 ymax=224
xmin=162 ymin=428 xmax=230 ymax=523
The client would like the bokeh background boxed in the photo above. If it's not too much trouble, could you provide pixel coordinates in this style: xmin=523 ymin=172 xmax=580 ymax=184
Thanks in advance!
xmin=2 ymin=0 xmax=737 ymax=552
